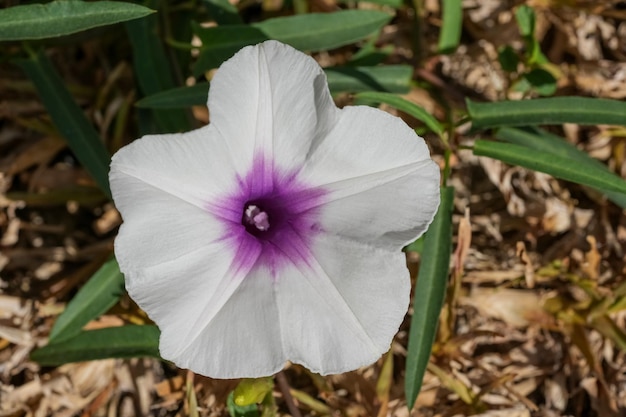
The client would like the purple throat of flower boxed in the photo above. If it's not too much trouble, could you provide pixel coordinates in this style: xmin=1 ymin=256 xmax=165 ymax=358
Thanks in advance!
xmin=209 ymin=155 xmax=327 ymax=279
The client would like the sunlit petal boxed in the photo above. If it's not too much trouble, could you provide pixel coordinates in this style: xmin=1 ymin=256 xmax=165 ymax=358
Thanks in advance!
xmin=209 ymin=41 xmax=338 ymax=175
xmin=298 ymin=106 xmax=440 ymax=247
xmin=275 ymin=233 xmax=410 ymax=374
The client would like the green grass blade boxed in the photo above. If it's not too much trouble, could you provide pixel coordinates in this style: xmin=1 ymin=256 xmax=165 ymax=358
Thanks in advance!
xmin=202 ymin=0 xmax=243 ymax=25
xmin=337 ymin=0 xmax=403 ymax=7
xmin=192 ymin=24 xmax=268 ymax=76
xmin=136 ymin=83 xmax=210 ymax=109
xmin=31 ymin=326 xmax=161 ymax=366
xmin=126 ymin=13 xmax=191 ymax=133
xmin=473 ymin=140 xmax=626 ymax=195
xmin=0 ymin=0 xmax=154 ymax=41
xmin=254 ymin=10 xmax=391 ymax=51
xmin=138 ymin=66 xmax=413 ymax=109
xmin=438 ymin=0 xmax=462 ymax=53
xmin=467 ymin=97 xmax=626 ymax=129
xmin=496 ymin=127 xmax=626 ymax=208
xmin=49 ymin=257 xmax=125 ymax=343
xmin=325 ymin=65 xmax=412 ymax=93
xmin=193 ymin=11 xmax=391 ymax=75
xmin=405 ymin=186 xmax=454 ymax=410
xmin=16 ymin=52 xmax=111 ymax=197
xmin=497 ymin=127 xmax=607 ymax=169
xmin=354 ymin=91 xmax=444 ymax=135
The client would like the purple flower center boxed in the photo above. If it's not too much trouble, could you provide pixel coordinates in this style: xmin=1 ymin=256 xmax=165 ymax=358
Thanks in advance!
xmin=209 ymin=155 xmax=327 ymax=279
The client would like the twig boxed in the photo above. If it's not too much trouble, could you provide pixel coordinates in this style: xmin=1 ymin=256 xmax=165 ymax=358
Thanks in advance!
xmin=276 ymin=371 xmax=302 ymax=417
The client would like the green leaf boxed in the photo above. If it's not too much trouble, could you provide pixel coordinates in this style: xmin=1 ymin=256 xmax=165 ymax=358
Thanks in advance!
xmin=192 ymin=24 xmax=268 ymax=76
xmin=337 ymin=0 xmax=403 ymax=8
xmin=438 ymin=0 xmax=462 ymax=54
xmin=498 ymin=45 xmax=519 ymax=72
xmin=523 ymin=68 xmax=557 ymax=96
xmin=49 ymin=257 xmax=125 ymax=343
xmin=233 ymin=378 xmax=274 ymax=406
xmin=405 ymin=186 xmax=454 ymax=409
xmin=348 ymin=43 xmax=392 ymax=66
xmin=467 ymin=97 xmax=626 ymax=129
xmin=126 ymin=12 xmax=191 ymax=133
xmin=514 ymin=5 xmax=548 ymax=65
xmin=473 ymin=140 xmax=626 ymax=195
xmin=496 ymin=127 xmax=608 ymax=172
xmin=515 ymin=4 xmax=535 ymax=38
xmin=136 ymin=83 xmax=210 ymax=109
xmin=255 ymin=10 xmax=391 ymax=51
xmin=354 ymin=91 xmax=444 ymax=135
xmin=511 ymin=75 xmax=532 ymax=94
xmin=325 ymin=65 xmax=412 ymax=93
xmin=227 ymin=392 xmax=260 ymax=417
xmin=403 ymin=235 xmax=424 ymax=253
xmin=192 ymin=10 xmax=391 ymax=74
xmin=495 ymin=127 xmax=626 ymax=208
xmin=0 ymin=0 xmax=154 ymax=41
xmin=16 ymin=52 xmax=111 ymax=197
xmin=31 ymin=325 xmax=161 ymax=366
xmin=137 ymin=66 xmax=413 ymax=109
xmin=202 ymin=0 xmax=242 ymax=25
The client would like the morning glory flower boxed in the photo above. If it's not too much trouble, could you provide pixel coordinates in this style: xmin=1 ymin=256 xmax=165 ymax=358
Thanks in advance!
xmin=109 ymin=40 xmax=440 ymax=378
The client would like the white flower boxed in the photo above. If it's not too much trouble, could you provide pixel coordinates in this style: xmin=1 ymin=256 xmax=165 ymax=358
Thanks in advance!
xmin=109 ymin=40 xmax=440 ymax=378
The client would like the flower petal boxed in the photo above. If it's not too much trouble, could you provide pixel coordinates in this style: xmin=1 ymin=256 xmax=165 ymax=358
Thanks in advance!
xmin=275 ymin=233 xmax=410 ymax=374
xmin=110 ymin=125 xmax=245 ymax=269
xmin=110 ymin=125 xmax=238 ymax=208
xmin=161 ymin=259 xmax=285 ymax=378
xmin=208 ymin=41 xmax=338 ymax=175
xmin=111 ymin=174 xmax=226 ymax=271
xmin=298 ymin=106 xmax=440 ymax=248
xmin=123 ymin=237 xmax=283 ymax=378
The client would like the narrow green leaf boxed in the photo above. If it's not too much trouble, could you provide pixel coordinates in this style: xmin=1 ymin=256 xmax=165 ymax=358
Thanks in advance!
xmin=254 ymin=10 xmax=391 ymax=51
xmin=0 ymin=0 xmax=154 ymax=41
xmin=325 ymin=65 xmax=412 ymax=93
xmin=403 ymin=235 xmax=424 ymax=254
xmin=515 ymin=4 xmax=535 ymax=38
xmin=467 ymin=97 xmax=626 ymax=129
xmin=355 ymin=91 xmax=444 ymax=135
xmin=138 ymin=66 xmax=413 ymax=109
xmin=591 ymin=315 xmax=626 ymax=351
xmin=31 ymin=325 xmax=161 ymax=366
xmin=496 ymin=127 xmax=626 ymax=208
xmin=192 ymin=11 xmax=391 ymax=74
xmin=16 ymin=52 xmax=111 ymax=197
xmin=496 ymin=127 xmax=604 ymax=169
xmin=192 ymin=24 xmax=268 ymax=76
xmin=348 ymin=43 xmax=392 ymax=66
xmin=473 ymin=140 xmax=626 ymax=195
xmin=136 ymin=83 xmax=210 ymax=109
xmin=438 ymin=0 xmax=462 ymax=54
xmin=126 ymin=12 xmax=191 ymax=133
xmin=337 ymin=0 xmax=403 ymax=7
xmin=405 ymin=186 xmax=454 ymax=409
xmin=49 ymin=257 xmax=125 ymax=343
xmin=202 ymin=0 xmax=243 ymax=25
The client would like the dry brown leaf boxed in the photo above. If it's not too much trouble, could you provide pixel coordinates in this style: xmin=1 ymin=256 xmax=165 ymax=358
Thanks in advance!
xmin=463 ymin=288 xmax=547 ymax=328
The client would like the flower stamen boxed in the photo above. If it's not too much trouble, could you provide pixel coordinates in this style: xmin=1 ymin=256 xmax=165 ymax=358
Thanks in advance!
xmin=243 ymin=204 xmax=270 ymax=232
